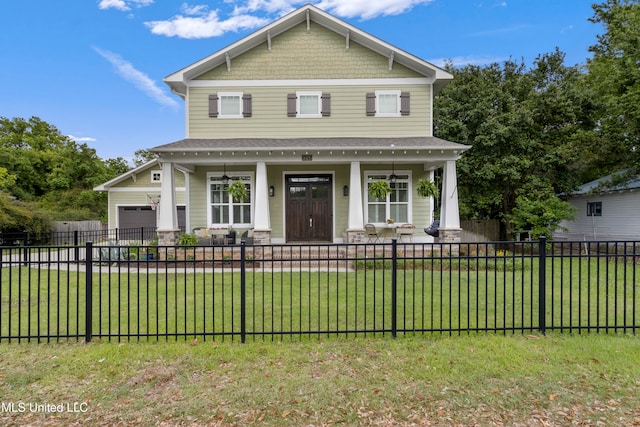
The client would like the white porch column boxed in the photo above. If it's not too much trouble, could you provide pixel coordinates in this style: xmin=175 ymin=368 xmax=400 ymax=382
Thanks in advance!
xmin=348 ymin=161 xmax=364 ymax=229
xmin=253 ymin=162 xmax=271 ymax=240
xmin=439 ymin=160 xmax=462 ymax=243
xmin=157 ymin=161 xmax=178 ymax=231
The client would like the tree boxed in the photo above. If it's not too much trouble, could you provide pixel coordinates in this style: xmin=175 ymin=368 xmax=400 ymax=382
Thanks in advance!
xmin=434 ymin=51 xmax=598 ymax=238
xmin=507 ymin=178 xmax=576 ymax=240
xmin=0 ymin=116 xmax=133 ymax=224
xmin=587 ymin=0 xmax=640 ymax=173
xmin=133 ymin=149 xmax=157 ymax=167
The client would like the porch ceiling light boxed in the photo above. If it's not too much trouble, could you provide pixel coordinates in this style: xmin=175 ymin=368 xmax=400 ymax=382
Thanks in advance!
xmin=222 ymin=163 xmax=230 ymax=183
xmin=389 ymin=162 xmax=397 ymax=183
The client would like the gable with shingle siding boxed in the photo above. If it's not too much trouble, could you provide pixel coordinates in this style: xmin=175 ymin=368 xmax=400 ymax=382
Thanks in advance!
xmin=195 ymin=22 xmax=422 ymax=81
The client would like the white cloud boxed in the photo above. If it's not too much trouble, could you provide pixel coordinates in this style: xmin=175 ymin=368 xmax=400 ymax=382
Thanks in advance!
xmin=428 ymin=55 xmax=509 ymax=68
xmin=93 ymin=47 xmax=180 ymax=109
xmin=68 ymin=135 xmax=97 ymax=143
xmin=145 ymin=4 xmax=268 ymax=39
xmin=145 ymin=0 xmax=433 ymax=39
xmin=316 ymin=0 xmax=433 ymax=20
xmin=231 ymin=0 xmax=300 ymax=14
xmin=98 ymin=0 xmax=154 ymax=11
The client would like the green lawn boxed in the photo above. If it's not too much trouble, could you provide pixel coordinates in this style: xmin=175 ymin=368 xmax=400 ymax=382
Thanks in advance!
xmin=1 ymin=256 xmax=638 ymax=342
xmin=0 ymin=335 xmax=639 ymax=425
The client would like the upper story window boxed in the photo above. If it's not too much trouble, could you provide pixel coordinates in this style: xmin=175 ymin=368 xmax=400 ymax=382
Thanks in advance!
xmin=587 ymin=201 xmax=602 ymax=217
xmin=208 ymin=92 xmax=252 ymax=118
xmin=219 ymin=92 xmax=242 ymax=118
xmin=298 ymin=91 xmax=321 ymax=117
xmin=288 ymin=92 xmax=331 ymax=117
xmin=366 ymin=91 xmax=410 ymax=117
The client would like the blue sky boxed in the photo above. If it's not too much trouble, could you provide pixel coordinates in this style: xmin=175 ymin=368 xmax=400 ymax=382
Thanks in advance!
xmin=0 ymin=1 xmax=601 ymax=162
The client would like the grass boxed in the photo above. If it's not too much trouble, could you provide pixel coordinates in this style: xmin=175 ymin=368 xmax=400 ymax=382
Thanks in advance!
xmin=0 ymin=334 xmax=639 ymax=425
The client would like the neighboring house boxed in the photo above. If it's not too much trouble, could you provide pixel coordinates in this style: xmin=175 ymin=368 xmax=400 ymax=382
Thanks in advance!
xmin=96 ymin=4 xmax=469 ymax=245
xmin=555 ymin=172 xmax=640 ymax=241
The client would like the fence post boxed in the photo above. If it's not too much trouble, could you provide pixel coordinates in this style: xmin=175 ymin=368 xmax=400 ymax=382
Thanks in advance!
xmin=240 ymin=241 xmax=246 ymax=344
xmin=22 ymin=230 xmax=29 ymax=265
xmin=74 ymin=230 xmax=79 ymax=262
xmin=85 ymin=241 xmax=93 ymax=343
xmin=391 ymin=238 xmax=398 ymax=338
xmin=538 ymin=236 xmax=547 ymax=335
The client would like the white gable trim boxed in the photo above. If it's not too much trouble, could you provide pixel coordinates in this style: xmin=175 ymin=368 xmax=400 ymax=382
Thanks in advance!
xmin=188 ymin=78 xmax=431 ymax=88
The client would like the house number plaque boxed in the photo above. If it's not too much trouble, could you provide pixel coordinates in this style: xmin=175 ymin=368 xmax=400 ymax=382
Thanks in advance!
xmin=301 ymin=154 xmax=313 ymax=161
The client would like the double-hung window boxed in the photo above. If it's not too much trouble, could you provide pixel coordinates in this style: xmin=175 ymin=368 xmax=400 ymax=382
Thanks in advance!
xmin=297 ymin=91 xmax=322 ymax=117
xmin=366 ymin=173 xmax=411 ymax=224
xmin=287 ymin=92 xmax=330 ymax=117
xmin=208 ymin=174 xmax=253 ymax=226
xmin=208 ymin=92 xmax=252 ymax=118
xmin=376 ymin=90 xmax=401 ymax=116
xmin=366 ymin=90 xmax=410 ymax=116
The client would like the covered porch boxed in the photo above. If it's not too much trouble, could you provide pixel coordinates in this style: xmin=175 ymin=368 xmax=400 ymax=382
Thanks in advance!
xmin=150 ymin=137 xmax=469 ymax=246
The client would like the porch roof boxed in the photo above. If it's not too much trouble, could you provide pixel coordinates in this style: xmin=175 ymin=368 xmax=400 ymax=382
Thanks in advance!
xmin=150 ymin=136 xmax=470 ymax=153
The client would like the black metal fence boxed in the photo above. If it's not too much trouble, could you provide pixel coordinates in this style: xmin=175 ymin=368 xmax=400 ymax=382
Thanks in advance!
xmin=0 ymin=238 xmax=638 ymax=343
xmin=0 ymin=227 xmax=157 ymax=247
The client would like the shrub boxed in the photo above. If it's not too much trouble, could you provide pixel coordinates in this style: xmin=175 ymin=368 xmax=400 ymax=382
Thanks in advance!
xmin=178 ymin=233 xmax=199 ymax=246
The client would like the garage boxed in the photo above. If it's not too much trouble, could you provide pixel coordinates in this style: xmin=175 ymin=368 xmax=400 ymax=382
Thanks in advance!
xmin=118 ymin=206 xmax=186 ymax=232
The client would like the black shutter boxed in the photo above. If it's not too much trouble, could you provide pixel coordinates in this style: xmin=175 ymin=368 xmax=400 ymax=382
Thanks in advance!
xmin=208 ymin=94 xmax=218 ymax=118
xmin=366 ymin=93 xmax=376 ymax=116
xmin=287 ymin=94 xmax=297 ymax=117
xmin=400 ymin=92 xmax=410 ymax=116
xmin=242 ymin=94 xmax=252 ymax=117
xmin=321 ymin=93 xmax=331 ymax=117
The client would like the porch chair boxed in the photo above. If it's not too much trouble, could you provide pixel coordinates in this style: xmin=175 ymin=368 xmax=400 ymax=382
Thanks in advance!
xmin=365 ymin=223 xmax=381 ymax=243
xmin=192 ymin=228 xmax=212 ymax=246
xmin=240 ymin=230 xmax=254 ymax=245
xmin=395 ymin=224 xmax=415 ymax=242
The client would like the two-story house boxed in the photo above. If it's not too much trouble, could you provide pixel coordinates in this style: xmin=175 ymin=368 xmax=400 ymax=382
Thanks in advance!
xmin=95 ymin=4 xmax=469 ymax=245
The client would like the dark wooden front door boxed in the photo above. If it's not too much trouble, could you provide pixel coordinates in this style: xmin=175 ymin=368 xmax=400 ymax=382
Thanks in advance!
xmin=286 ymin=175 xmax=332 ymax=242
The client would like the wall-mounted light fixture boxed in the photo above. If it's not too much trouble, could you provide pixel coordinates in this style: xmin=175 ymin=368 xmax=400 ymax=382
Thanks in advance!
xmin=269 ymin=185 xmax=275 ymax=197
xmin=343 ymin=185 xmax=349 ymax=197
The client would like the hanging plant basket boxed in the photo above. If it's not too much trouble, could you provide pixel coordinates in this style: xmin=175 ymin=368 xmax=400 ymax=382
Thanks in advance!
xmin=416 ymin=178 xmax=439 ymax=199
xmin=226 ymin=180 xmax=248 ymax=202
xmin=368 ymin=180 xmax=392 ymax=200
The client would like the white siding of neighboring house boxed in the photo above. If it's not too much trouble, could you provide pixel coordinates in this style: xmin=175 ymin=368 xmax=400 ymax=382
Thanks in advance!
xmin=555 ymin=192 xmax=640 ymax=241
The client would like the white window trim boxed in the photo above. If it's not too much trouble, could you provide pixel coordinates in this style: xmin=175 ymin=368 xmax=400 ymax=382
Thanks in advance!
xmin=150 ymin=170 xmax=162 ymax=183
xmin=364 ymin=170 xmax=413 ymax=225
xmin=375 ymin=90 xmax=401 ymax=117
xmin=206 ymin=172 xmax=254 ymax=227
xmin=218 ymin=91 xmax=244 ymax=119
xmin=296 ymin=91 xmax=322 ymax=118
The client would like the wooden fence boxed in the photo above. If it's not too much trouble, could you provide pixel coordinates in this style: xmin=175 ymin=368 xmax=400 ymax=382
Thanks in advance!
xmin=460 ymin=219 xmax=501 ymax=242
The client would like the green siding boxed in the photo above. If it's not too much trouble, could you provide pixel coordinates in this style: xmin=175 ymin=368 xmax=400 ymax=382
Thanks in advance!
xmin=111 ymin=167 xmax=185 ymax=189
xmin=196 ymin=22 xmax=421 ymax=81
xmin=188 ymin=164 xmax=431 ymax=241
xmin=188 ymin=84 xmax=431 ymax=139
